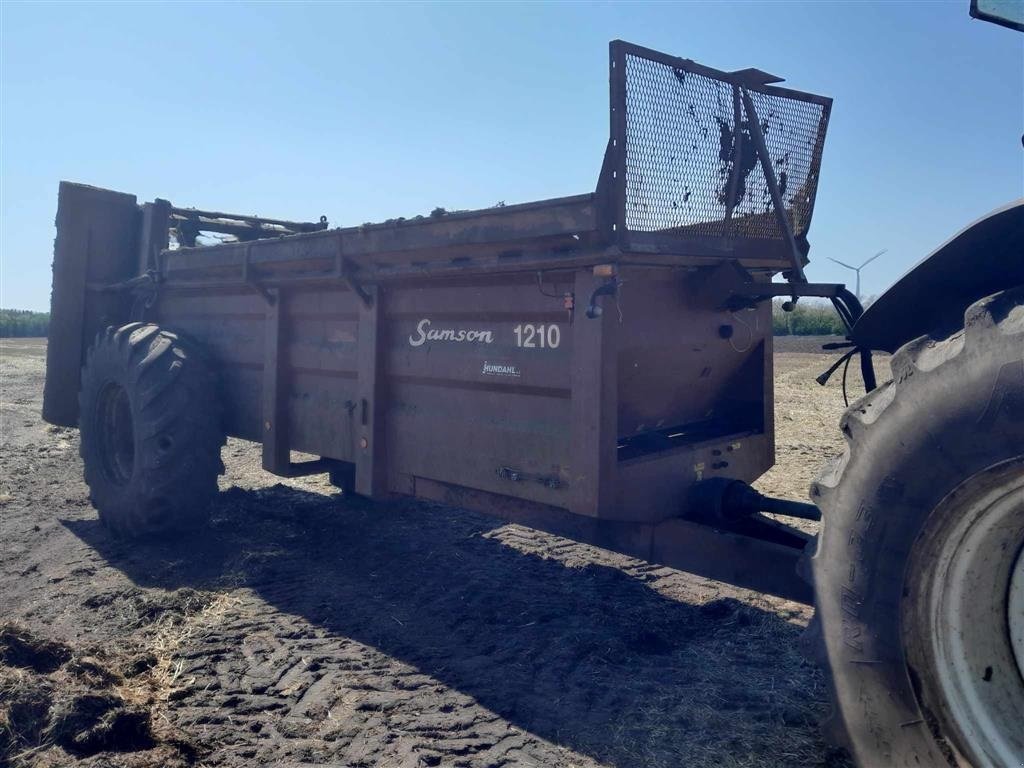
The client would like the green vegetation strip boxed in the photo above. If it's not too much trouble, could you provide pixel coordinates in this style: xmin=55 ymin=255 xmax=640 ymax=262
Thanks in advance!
xmin=0 ymin=310 xmax=50 ymax=338
xmin=771 ymin=300 xmax=846 ymax=336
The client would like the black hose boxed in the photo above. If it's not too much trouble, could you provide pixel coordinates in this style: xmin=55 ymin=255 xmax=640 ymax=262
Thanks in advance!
xmin=859 ymin=348 xmax=877 ymax=392
xmin=834 ymin=288 xmax=877 ymax=393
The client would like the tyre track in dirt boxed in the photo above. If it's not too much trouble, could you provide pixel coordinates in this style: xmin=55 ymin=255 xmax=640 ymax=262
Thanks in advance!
xmin=2 ymin=338 xmax=861 ymax=767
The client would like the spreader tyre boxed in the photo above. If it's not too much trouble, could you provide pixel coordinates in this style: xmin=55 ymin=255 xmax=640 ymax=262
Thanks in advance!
xmin=805 ymin=287 xmax=1024 ymax=766
xmin=78 ymin=323 xmax=226 ymax=537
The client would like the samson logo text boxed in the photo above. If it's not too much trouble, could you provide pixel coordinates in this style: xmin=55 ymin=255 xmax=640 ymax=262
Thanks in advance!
xmin=408 ymin=318 xmax=494 ymax=347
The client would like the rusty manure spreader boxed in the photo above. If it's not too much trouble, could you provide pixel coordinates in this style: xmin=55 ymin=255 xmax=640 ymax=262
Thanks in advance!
xmin=42 ymin=39 xmax=1024 ymax=768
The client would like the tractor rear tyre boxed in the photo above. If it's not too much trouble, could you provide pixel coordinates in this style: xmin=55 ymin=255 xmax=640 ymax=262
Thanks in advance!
xmin=78 ymin=323 xmax=225 ymax=537
xmin=806 ymin=288 xmax=1024 ymax=766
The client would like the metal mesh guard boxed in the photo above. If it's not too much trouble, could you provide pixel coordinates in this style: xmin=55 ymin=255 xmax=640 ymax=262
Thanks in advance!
xmin=616 ymin=45 xmax=830 ymax=241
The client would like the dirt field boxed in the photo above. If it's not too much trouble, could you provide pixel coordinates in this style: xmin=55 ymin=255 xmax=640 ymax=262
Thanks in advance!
xmin=1 ymin=336 xmax=884 ymax=768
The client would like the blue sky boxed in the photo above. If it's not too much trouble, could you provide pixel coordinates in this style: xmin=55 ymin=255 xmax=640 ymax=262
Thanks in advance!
xmin=1 ymin=1 xmax=1021 ymax=311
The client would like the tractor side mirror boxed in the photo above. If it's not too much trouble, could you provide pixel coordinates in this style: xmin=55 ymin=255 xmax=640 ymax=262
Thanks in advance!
xmin=970 ymin=0 xmax=1024 ymax=32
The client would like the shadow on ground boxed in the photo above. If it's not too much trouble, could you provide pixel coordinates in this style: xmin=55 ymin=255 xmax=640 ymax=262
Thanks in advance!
xmin=63 ymin=485 xmax=839 ymax=767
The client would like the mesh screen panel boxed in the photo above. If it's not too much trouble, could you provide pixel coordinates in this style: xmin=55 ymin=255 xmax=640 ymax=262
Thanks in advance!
xmin=619 ymin=49 xmax=829 ymax=241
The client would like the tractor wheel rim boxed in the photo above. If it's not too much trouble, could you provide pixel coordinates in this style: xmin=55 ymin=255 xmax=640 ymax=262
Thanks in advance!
xmin=922 ymin=458 xmax=1024 ymax=766
xmin=1010 ymin=545 xmax=1024 ymax=690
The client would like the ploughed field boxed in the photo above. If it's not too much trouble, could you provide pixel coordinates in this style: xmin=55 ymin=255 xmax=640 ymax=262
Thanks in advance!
xmin=0 ymin=337 xmax=884 ymax=768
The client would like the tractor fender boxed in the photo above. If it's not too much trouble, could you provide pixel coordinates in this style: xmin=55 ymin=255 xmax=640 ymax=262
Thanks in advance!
xmin=851 ymin=199 xmax=1024 ymax=353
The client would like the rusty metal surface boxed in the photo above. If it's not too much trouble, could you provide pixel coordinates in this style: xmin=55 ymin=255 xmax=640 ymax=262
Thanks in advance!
xmin=151 ymin=263 xmax=772 ymax=525
xmin=43 ymin=182 xmax=140 ymax=427
xmin=614 ymin=265 xmax=770 ymax=441
xmin=158 ymin=195 xmax=606 ymax=291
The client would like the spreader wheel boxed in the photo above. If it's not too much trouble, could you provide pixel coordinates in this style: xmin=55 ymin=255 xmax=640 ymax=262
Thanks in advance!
xmin=804 ymin=288 xmax=1024 ymax=766
xmin=78 ymin=323 xmax=226 ymax=537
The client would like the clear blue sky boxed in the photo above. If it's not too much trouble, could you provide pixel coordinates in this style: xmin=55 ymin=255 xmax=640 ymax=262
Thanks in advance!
xmin=2 ymin=1 xmax=1021 ymax=311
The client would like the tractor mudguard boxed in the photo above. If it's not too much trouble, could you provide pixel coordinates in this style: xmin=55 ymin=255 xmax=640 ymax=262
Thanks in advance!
xmin=851 ymin=199 xmax=1024 ymax=353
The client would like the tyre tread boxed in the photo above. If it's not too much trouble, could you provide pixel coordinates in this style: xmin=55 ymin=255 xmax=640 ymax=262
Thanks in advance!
xmin=802 ymin=286 xmax=1024 ymax=763
xmin=78 ymin=323 xmax=226 ymax=538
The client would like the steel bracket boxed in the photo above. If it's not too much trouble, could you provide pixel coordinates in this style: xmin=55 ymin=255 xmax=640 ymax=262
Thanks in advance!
xmin=243 ymin=243 xmax=277 ymax=307
xmin=333 ymin=231 xmax=373 ymax=309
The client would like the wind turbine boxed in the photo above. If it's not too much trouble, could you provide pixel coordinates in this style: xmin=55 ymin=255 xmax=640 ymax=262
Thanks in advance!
xmin=829 ymin=248 xmax=888 ymax=302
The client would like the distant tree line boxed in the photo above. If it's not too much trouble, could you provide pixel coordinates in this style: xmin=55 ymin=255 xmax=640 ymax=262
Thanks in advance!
xmin=0 ymin=309 xmax=50 ymax=337
xmin=772 ymin=299 xmax=846 ymax=336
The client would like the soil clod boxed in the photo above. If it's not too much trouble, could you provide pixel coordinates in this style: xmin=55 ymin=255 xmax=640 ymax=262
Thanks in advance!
xmin=0 ymin=626 xmax=72 ymax=674
xmin=0 ymin=623 xmax=194 ymax=767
